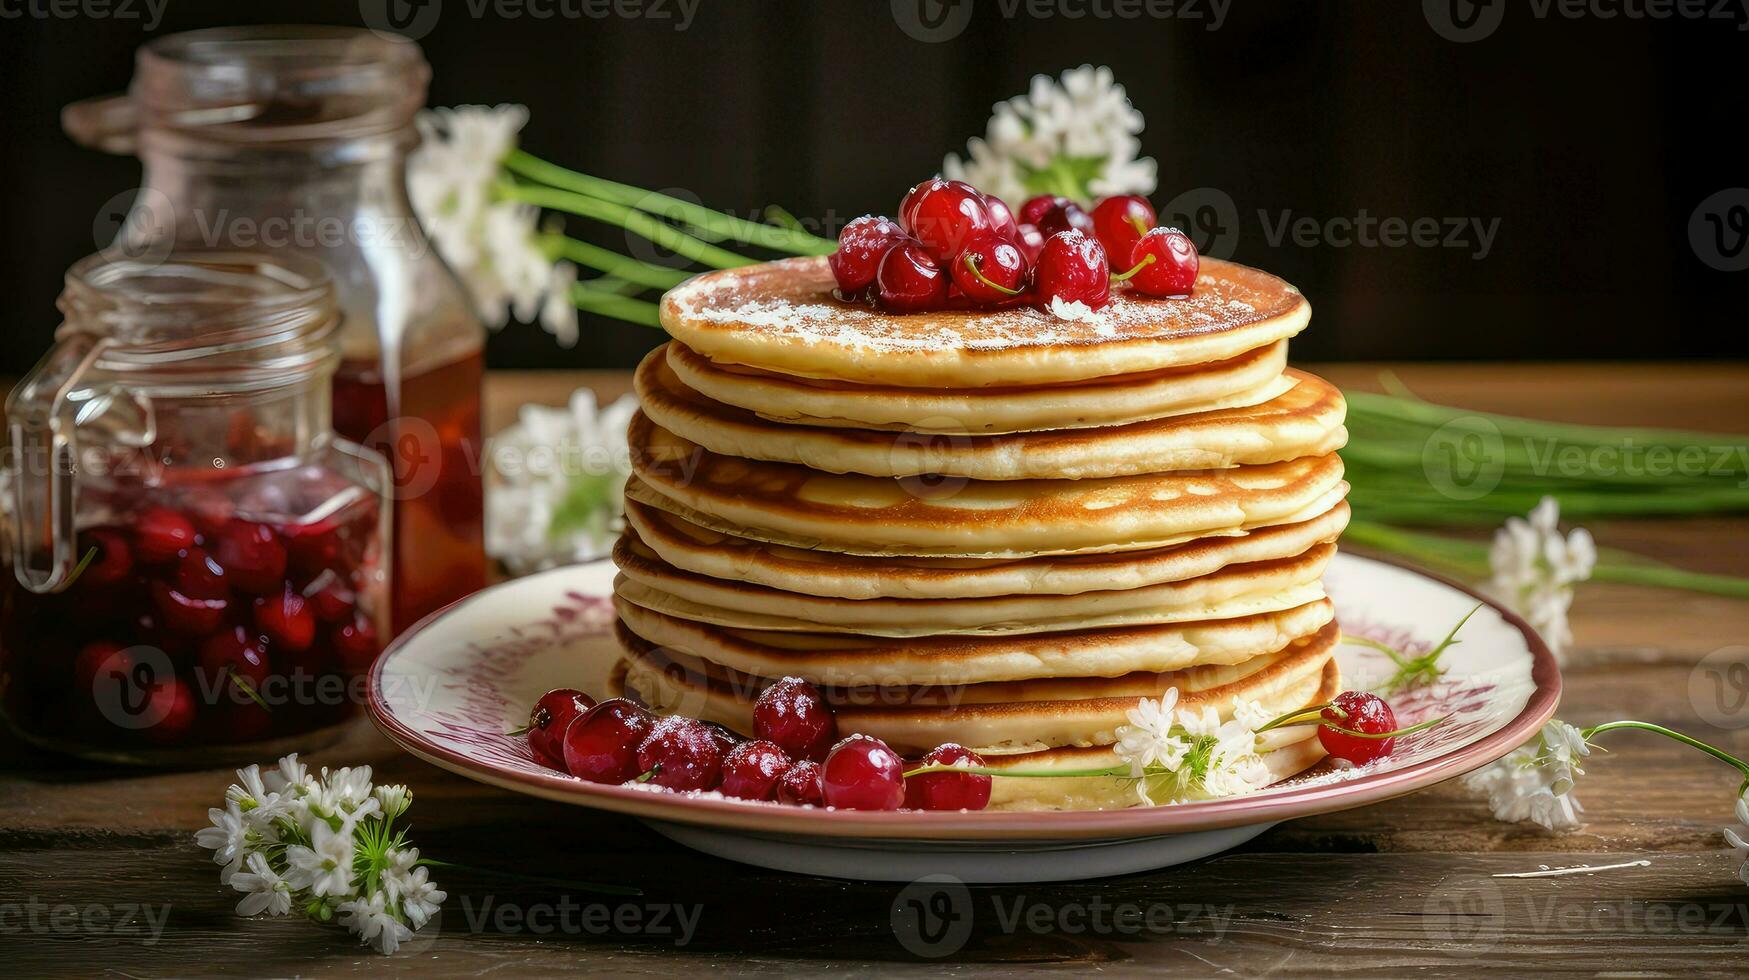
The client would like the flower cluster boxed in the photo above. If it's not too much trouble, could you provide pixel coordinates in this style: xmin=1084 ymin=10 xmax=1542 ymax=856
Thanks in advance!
xmin=1725 ymin=789 xmax=1749 ymax=887
xmin=194 ymin=755 xmax=445 ymax=955
xmin=408 ymin=104 xmax=580 ymax=346
xmin=485 ymin=388 xmax=639 ymax=575
xmin=1112 ymin=689 xmax=1274 ymax=806
xmin=1462 ymin=719 xmax=1591 ymax=832
xmin=1486 ymin=496 xmax=1596 ymax=662
xmin=943 ymin=65 xmax=1157 ymax=208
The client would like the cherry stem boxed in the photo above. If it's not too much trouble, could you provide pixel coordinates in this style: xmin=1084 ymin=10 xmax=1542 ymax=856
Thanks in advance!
xmin=1582 ymin=721 xmax=1749 ymax=780
xmin=634 ymin=766 xmax=660 ymax=783
xmin=1128 ymin=215 xmax=1151 ymax=236
xmin=1256 ymin=701 xmax=1339 ymax=733
xmin=227 ymin=668 xmax=272 ymax=712
xmin=962 ymin=253 xmax=1023 ymax=296
xmin=1110 ymin=253 xmax=1157 ymax=283
xmin=1321 ymin=714 xmax=1450 ymax=740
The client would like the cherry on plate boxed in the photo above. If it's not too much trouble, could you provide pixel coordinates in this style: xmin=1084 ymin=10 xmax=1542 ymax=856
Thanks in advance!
xmin=528 ymin=688 xmax=595 ymax=770
xmin=899 ymin=177 xmax=992 ymax=261
xmin=903 ymin=742 xmax=993 ymax=811
xmin=1124 ymin=226 xmax=1200 ymax=297
xmin=821 ymin=734 xmax=906 ymax=810
xmin=562 ymin=698 xmax=655 ymax=784
xmin=829 ymin=215 xmax=909 ymax=295
xmin=1318 ymin=691 xmax=1399 ymax=765
xmin=720 ymin=739 xmax=791 ymax=801
xmin=950 ymin=231 xmax=1027 ymax=304
xmin=1034 ymin=230 xmax=1111 ymax=309
xmin=1013 ymin=223 xmax=1046 ymax=265
xmin=1091 ymin=195 xmax=1157 ymax=266
xmin=635 ymin=716 xmax=725 ymax=791
xmin=983 ymin=192 xmax=1019 ymax=242
xmin=875 ymin=242 xmax=950 ymax=313
xmin=752 ymin=676 xmax=838 ymax=761
xmin=775 ymin=759 xmax=824 ymax=806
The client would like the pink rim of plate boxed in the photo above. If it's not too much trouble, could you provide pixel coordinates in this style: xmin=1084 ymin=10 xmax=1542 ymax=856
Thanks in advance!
xmin=367 ymin=554 xmax=1561 ymax=842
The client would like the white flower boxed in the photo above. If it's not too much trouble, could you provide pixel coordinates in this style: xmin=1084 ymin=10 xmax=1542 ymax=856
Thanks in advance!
xmin=1047 ymin=296 xmax=1098 ymax=322
xmin=943 ymin=65 xmax=1156 ymax=207
xmin=311 ymin=765 xmax=374 ymax=818
xmin=1463 ymin=719 xmax=1591 ymax=832
xmin=486 ymin=388 xmax=639 ymax=574
xmin=1115 ymin=690 xmax=1189 ymax=777
xmin=541 ymin=261 xmax=580 ymax=348
xmin=383 ymin=848 xmax=446 ymax=930
xmin=409 ymin=104 xmax=577 ymax=345
xmin=194 ymin=804 xmax=249 ymax=884
xmin=1486 ymin=496 xmax=1595 ymax=662
xmin=263 ymin=754 xmax=311 ymax=797
xmin=1177 ymin=704 xmax=1225 ymax=740
xmin=1115 ymin=690 xmax=1271 ymax=806
xmin=285 ymin=822 xmax=357 ymax=899
xmin=1202 ymin=725 xmax=1273 ymax=799
xmin=339 ymin=890 xmax=413 ymax=956
xmin=1724 ymin=788 xmax=1749 ymax=888
xmin=374 ymin=784 xmax=413 ymax=821
xmin=1231 ymin=697 xmax=1274 ymax=731
xmin=230 ymin=852 xmax=294 ymax=917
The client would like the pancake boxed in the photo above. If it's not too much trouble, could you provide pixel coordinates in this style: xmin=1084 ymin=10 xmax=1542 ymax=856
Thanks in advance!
xmin=623 ymin=497 xmax=1351 ymax=600
xmin=612 ymin=536 xmax=1335 ymax=636
xmin=619 ymin=620 xmax=1338 ymax=754
xmin=614 ymin=593 xmax=1336 ymax=686
xmin=638 ymin=349 xmax=1348 ymax=480
xmin=627 ymin=414 xmax=1348 ymax=558
xmin=666 ymin=338 xmax=1295 ymax=435
xmin=659 ymin=255 xmax=1310 ymax=387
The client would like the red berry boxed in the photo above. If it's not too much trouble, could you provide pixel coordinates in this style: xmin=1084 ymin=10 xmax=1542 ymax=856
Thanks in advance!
xmin=74 ymin=641 xmax=132 ymax=696
xmin=134 ymin=507 xmax=196 ymax=564
xmin=752 ymin=676 xmax=838 ymax=762
xmin=635 ymin=716 xmax=725 ymax=791
xmin=1013 ymin=223 xmax=1046 ymax=265
xmin=562 ymin=698 xmax=655 ymax=783
xmin=139 ymin=677 xmax=197 ymax=744
xmin=1020 ymin=195 xmax=1094 ymax=240
xmin=199 ymin=625 xmax=272 ymax=698
xmin=1034 ymin=230 xmax=1111 ymax=309
xmin=331 ymin=614 xmax=381 ymax=673
xmin=78 ymin=529 xmax=133 ymax=587
xmin=875 ymin=242 xmax=950 ymax=313
xmin=303 ymin=570 xmax=357 ymax=622
xmin=1125 ymin=227 xmax=1200 ymax=297
xmin=700 ymin=720 xmax=742 ymax=757
xmin=720 ymin=739 xmax=791 ymax=800
xmin=1018 ymin=194 xmax=1064 ymax=226
xmin=528 ymin=688 xmax=595 ymax=770
xmin=174 ymin=548 xmax=229 ymax=600
xmin=950 ymin=231 xmax=1027 ymax=304
xmin=180 ymin=488 xmax=236 ymax=538
xmin=254 ymin=588 xmax=315 ymax=652
xmin=775 ymin=759 xmax=824 ymax=806
xmin=1318 ymin=691 xmax=1400 ymax=765
xmin=821 ymin=734 xmax=907 ymax=810
xmin=983 ymin=193 xmax=1019 ymax=242
xmin=283 ymin=519 xmax=345 ymax=577
xmin=1092 ymin=195 xmax=1157 ymax=264
xmin=903 ymin=743 xmax=992 ymax=811
xmin=829 ymin=215 xmax=909 ymax=295
xmin=899 ymin=178 xmax=992 ymax=262
xmin=215 ymin=521 xmax=288 ymax=594
xmin=151 ymin=580 xmax=229 ymax=634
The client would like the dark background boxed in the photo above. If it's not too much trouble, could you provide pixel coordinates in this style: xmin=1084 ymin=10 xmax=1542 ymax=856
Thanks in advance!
xmin=2 ymin=0 xmax=1745 ymax=372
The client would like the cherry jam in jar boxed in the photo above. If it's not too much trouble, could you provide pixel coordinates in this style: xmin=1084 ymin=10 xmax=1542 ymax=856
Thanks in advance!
xmin=1 ymin=252 xmax=391 ymax=764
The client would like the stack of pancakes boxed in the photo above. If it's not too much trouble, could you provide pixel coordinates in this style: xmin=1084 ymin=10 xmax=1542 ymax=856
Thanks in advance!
xmin=614 ymin=255 xmax=1349 ymax=810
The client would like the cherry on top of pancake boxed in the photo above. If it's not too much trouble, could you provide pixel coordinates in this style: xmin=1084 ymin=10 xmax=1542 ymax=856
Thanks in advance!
xmin=658 ymin=255 xmax=1310 ymax=388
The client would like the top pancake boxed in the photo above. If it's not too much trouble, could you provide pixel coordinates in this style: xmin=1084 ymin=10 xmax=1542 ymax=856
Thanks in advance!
xmin=659 ymin=256 xmax=1311 ymax=387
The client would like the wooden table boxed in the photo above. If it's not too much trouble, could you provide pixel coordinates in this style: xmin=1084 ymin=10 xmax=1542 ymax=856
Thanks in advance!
xmin=4 ymin=363 xmax=1748 ymax=975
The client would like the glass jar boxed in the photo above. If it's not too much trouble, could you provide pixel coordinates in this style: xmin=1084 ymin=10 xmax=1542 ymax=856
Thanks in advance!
xmin=64 ymin=25 xmax=487 ymax=633
xmin=1 ymin=251 xmax=390 ymax=765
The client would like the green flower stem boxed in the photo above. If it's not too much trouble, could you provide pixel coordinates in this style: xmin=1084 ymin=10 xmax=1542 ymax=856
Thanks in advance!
xmin=541 ymin=234 xmax=690 ymax=290
xmin=504 ymin=150 xmax=836 ymax=255
xmin=499 ymin=181 xmax=754 ymax=271
xmin=569 ymin=283 xmax=660 ymax=328
xmin=1582 ymin=721 xmax=1749 ymax=782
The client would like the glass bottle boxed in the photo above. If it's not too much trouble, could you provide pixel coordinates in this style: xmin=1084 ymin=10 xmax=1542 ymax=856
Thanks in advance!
xmin=2 ymin=251 xmax=390 ymax=765
xmin=64 ymin=25 xmax=487 ymax=633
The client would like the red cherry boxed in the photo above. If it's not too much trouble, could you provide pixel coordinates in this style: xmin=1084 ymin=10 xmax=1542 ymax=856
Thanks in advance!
xmin=303 ymin=570 xmax=357 ymax=622
xmin=139 ymin=677 xmax=197 ymax=744
xmin=198 ymin=625 xmax=272 ymax=699
xmin=562 ymin=698 xmax=655 ymax=783
xmin=331 ymin=614 xmax=381 ymax=674
xmin=174 ymin=548 xmax=229 ymax=600
xmin=78 ymin=529 xmax=133 ymax=587
xmin=899 ymin=178 xmax=992 ymax=262
xmin=635 ymin=716 xmax=725 ymax=791
xmin=700 ymin=720 xmax=742 ymax=757
xmin=283 ymin=519 xmax=346 ymax=578
xmin=528 ymin=688 xmax=595 ymax=770
xmin=73 ymin=641 xmax=132 ymax=696
xmin=1034 ymin=230 xmax=1111 ymax=309
xmin=983 ymin=193 xmax=1019 ymax=242
xmin=1036 ymin=200 xmax=1094 ymax=240
xmin=1092 ymin=195 xmax=1157 ymax=264
xmin=1013 ymin=223 xmax=1046 ymax=265
xmin=1018 ymin=194 xmax=1064 ymax=226
xmin=752 ymin=676 xmax=838 ymax=762
xmin=151 ymin=580 xmax=229 ymax=635
xmin=821 ymin=734 xmax=907 ymax=810
xmin=134 ymin=508 xmax=196 ymax=564
xmin=1124 ymin=227 xmax=1200 ymax=297
xmin=874 ymin=242 xmax=950 ymax=313
xmin=903 ymin=743 xmax=993 ymax=811
xmin=214 ymin=521 xmax=288 ymax=594
xmin=949 ymin=231 xmax=1027 ymax=305
xmin=254 ymin=588 xmax=315 ymax=652
xmin=1318 ymin=691 xmax=1400 ymax=765
xmin=719 ymin=739 xmax=791 ymax=800
xmin=829 ymin=215 xmax=909 ymax=295
xmin=180 ymin=488 xmax=236 ymax=538
xmin=775 ymin=759 xmax=824 ymax=806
